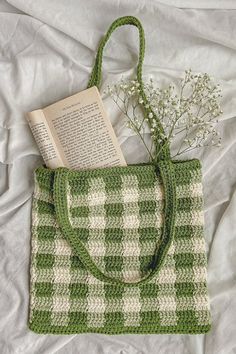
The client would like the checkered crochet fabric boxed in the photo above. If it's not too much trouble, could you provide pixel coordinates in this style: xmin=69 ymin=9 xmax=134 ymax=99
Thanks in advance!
xmin=28 ymin=160 xmax=211 ymax=334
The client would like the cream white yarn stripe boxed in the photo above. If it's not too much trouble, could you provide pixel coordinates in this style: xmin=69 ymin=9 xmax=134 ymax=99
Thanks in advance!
xmin=33 ymin=265 xmax=209 ymax=286
xmin=121 ymin=174 xmax=141 ymax=283
xmin=29 ymin=194 xmax=40 ymax=323
xmin=87 ymin=177 xmax=106 ymax=328
xmin=32 ymin=180 xmax=203 ymax=208
xmin=52 ymin=181 xmax=72 ymax=326
xmin=69 ymin=182 xmax=203 ymax=208
xmin=123 ymin=287 xmax=141 ymax=327
xmin=38 ymin=210 xmax=203 ymax=228
xmin=159 ymin=241 xmax=177 ymax=326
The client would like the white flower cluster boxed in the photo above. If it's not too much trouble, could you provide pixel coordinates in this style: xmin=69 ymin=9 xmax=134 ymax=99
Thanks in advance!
xmin=103 ymin=69 xmax=223 ymax=159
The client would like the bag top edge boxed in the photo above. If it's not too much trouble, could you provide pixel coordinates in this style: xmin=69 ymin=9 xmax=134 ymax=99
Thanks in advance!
xmin=33 ymin=159 xmax=201 ymax=179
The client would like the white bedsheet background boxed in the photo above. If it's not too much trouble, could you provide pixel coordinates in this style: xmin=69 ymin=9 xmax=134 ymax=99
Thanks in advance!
xmin=0 ymin=0 xmax=236 ymax=353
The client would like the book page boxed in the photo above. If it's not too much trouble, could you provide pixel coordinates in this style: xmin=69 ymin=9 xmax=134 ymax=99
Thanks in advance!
xmin=26 ymin=110 xmax=66 ymax=169
xmin=42 ymin=86 xmax=126 ymax=170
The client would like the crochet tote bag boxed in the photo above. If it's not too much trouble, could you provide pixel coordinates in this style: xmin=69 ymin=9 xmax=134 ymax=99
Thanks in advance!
xmin=28 ymin=16 xmax=211 ymax=335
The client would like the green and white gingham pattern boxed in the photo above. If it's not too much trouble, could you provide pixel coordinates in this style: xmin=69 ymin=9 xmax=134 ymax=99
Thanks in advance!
xmin=28 ymin=160 xmax=211 ymax=334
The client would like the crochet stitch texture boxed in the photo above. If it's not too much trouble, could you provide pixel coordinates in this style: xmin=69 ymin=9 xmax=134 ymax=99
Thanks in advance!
xmin=28 ymin=16 xmax=211 ymax=334
xmin=28 ymin=161 xmax=211 ymax=334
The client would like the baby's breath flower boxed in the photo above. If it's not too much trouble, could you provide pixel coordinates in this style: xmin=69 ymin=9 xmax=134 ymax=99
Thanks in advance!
xmin=105 ymin=71 xmax=223 ymax=161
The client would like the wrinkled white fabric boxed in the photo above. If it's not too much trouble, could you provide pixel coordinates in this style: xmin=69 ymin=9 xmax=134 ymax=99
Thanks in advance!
xmin=157 ymin=0 xmax=236 ymax=9
xmin=0 ymin=0 xmax=236 ymax=353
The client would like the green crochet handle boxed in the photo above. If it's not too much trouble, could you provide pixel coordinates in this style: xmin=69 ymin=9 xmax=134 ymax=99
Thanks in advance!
xmin=87 ymin=15 xmax=170 ymax=161
xmin=53 ymin=16 xmax=177 ymax=287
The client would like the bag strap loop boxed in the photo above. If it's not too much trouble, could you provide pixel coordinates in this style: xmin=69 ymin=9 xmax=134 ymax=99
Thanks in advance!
xmin=87 ymin=16 xmax=170 ymax=161
xmin=53 ymin=16 xmax=177 ymax=287
xmin=87 ymin=16 xmax=144 ymax=91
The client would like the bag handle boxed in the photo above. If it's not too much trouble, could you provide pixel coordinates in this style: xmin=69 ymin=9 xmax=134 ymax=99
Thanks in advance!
xmin=53 ymin=16 xmax=177 ymax=286
xmin=87 ymin=15 xmax=170 ymax=161
xmin=54 ymin=160 xmax=177 ymax=287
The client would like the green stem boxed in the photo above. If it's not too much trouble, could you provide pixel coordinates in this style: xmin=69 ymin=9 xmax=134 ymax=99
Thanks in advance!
xmin=111 ymin=97 xmax=154 ymax=161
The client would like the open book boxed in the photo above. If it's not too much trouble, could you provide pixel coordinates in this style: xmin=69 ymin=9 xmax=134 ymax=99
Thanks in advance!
xmin=26 ymin=86 xmax=126 ymax=170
